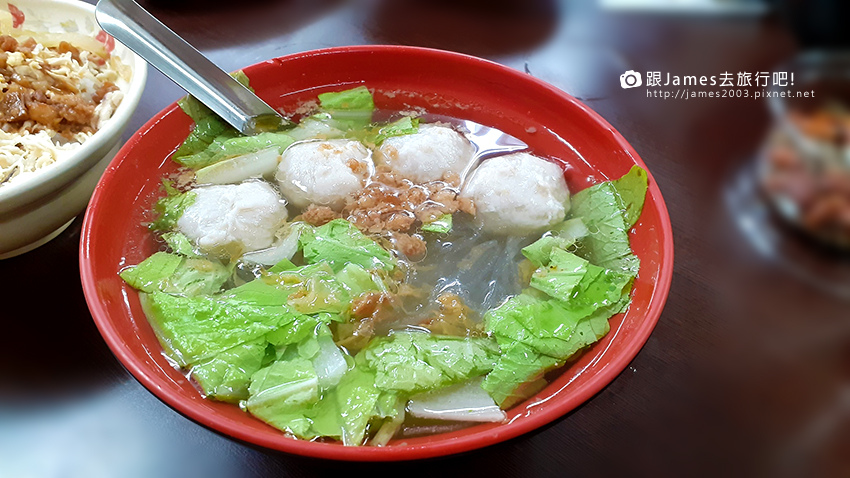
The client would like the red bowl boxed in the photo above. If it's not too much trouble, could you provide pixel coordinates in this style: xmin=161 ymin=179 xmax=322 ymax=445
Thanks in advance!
xmin=80 ymin=46 xmax=673 ymax=461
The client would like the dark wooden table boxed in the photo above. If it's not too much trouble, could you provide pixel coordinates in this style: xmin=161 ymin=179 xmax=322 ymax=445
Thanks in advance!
xmin=2 ymin=1 xmax=848 ymax=476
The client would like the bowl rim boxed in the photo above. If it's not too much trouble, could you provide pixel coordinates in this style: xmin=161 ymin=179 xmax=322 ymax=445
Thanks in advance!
xmin=80 ymin=44 xmax=674 ymax=461
xmin=0 ymin=0 xmax=148 ymax=204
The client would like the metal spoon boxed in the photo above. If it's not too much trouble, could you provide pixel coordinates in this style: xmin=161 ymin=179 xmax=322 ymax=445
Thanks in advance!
xmin=95 ymin=0 xmax=285 ymax=135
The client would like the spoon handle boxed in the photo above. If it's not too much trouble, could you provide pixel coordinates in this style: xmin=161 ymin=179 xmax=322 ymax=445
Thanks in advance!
xmin=95 ymin=0 xmax=284 ymax=135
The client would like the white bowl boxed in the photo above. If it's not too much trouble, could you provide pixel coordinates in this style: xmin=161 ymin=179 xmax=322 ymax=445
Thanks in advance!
xmin=0 ymin=0 xmax=147 ymax=258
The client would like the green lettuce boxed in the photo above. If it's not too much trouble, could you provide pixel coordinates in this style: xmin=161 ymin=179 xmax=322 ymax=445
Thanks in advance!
xmin=177 ymin=95 xmax=213 ymax=124
xmin=421 ymin=213 xmax=452 ymax=234
xmin=522 ymin=218 xmax=589 ymax=267
xmin=174 ymin=131 xmax=294 ymax=170
xmin=368 ymin=116 xmax=420 ymax=146
xmin=205 ymin=132 xmax=294 ymax=158
xmin=521 ymin=235 xmax=574 ymax=267
xmin=569 ymin=166 xmax=648 ymax=276
xmin=318 ymin=85 xmax=374 ymax=111
xmin=177 ymin=70 xmax=253 ymax=123
xmin=287 ymin=273 xmax=352 ymax=315
xmin=299 ymin=219 xmax=394 ymax=272
xmin=530 ymin=248 xmax=632 ymax=311
xmin=570 ymin=181 xmax=639 ymax=276
xmin=265 ymin=314 xmax=324 ymax=349
xmin=140 ymin=291 xmax=301 ymax=366
xmin=331 ymin=367 xmax=381 ymax=445
xmin=268 ymin=258 xmax=297 ymax=273
xmin=260 ymin=262 xmax=352 ymax=315
xmin=173 ymin=115 xmax=230 ymax=159
xmin=242 ymin=331 xmax=499 ymax=445
xmin=149 ymin=181 xmax=196 ymax=231
xmin=482 ymin=239 xmax=635 ymax=407
xmin=223 ymin=278 xmax=291 ymax=306
xmin=316 ymin=86 xmax=375 ymax=131
xmin=245 ymin=358 xmax=320 ymax=437
xmin=161 ymin=231 xmax=199 ymax=257
xmin=173 ymin=130 xmax=238 ymax=169
xmin=120 ymin=252 xmax=182 ymax=293
xmin=244 ymin=361 xmax=380 ymax=446
xmin=612 ymin=165 xmax=649 ymax=229
xmin=357 ymin=332 xmax=500 ymax=394
xmin=227 ymin=260 xmax=388 ymax=320
xmin=334 ymin=263 xmax=389 ymax=296
xmin=165 ymin=257 xmax=231 ymax=296
xmin=191 ymin=338 xmax=271 ymax=402
xmin=480 ymin=341 xmax=559 ymax=409
xmin=120 ymin=252 xmax=229 ymax=297
xmin=244 ymin=320 xmax=381 ymax=446
xmin=482 ymin=292 xmax=617 ymax=408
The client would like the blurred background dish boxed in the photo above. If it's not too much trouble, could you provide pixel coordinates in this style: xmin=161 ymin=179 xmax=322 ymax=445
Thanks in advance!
xmin=759 ymin=52 xmax=850 ymax=249
xmin=0 ymin=0 xmax=146 ymax=258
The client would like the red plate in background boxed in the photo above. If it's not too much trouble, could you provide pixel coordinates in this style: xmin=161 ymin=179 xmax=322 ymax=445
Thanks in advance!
xmin=80 ymin=45 xmax=674 ymax=461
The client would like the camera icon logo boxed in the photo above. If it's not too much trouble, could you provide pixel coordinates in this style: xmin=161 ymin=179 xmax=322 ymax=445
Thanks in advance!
xmin=620 ymin=70 xmax=642 ymax=89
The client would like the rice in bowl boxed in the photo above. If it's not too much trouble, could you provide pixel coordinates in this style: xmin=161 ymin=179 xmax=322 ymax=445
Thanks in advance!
xmin=0 ymin=5 xmax=129 ymax=186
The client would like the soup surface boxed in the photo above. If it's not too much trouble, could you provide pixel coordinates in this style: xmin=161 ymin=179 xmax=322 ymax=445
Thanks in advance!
xmin=118 ymin=84 xmax=648 ymax=446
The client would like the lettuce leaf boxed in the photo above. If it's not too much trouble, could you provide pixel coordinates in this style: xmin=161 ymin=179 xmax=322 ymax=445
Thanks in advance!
xmin=421 ymin=213 xmax=452 ymax=234
xmin=175 ymin=131 xmax=294 ymax=170
xmin=165 ymin=257 xmax=231 ymax=296
xmin=317 ymin=86 xmax=375 ymax=131
xmin=269 ymin=258 xmax=297 ymax=273
xmin=191 ymin=338 xmax=271 ymax=402
xmin=230 ymin=261 xmax=389 ymax=322
xmin=530 ymin=248 xmax=632 ymax=312
xmin=120 ymin=252 xmax=229 ymax=297
xmin=231 ymin=70 xmax=252 ymax=90
xmin=299 ymin=219 xmax=394 ymax=272
xmin=522 ymin=236 xmax=574 ymax=267
xmin=141 ymin=291 xmax=300 ymax=366
xmin=612 ymin=165 xmax=649 ymax=229
xmin=261 ymin=262 xmax=351 ymax=314
xmin=173 ymin=115 xmax=230 ymax=159
xmin=522 ymin=219 xmax=588 ymax=267
xmin=480 ymin=342 xmax=559 ymax=409
xmin=120 ymin=252 xmax=183 ymax=293
xmin=287 ymin=273 xmax=352 ymax=315
xmin=173 ymin=130 xmax=239 ymax=169
xmin=245 ymin=358 xmax=320 ymax=437
xmin=334 ymin=263 xmax=388 ymax=296
xmin=177 ymin=95 xmax=213 ymax=124
xmin=482 ymin=295 xmax=616 ymax=408
xmin=483 ymin=241 xmax=635 ymax=407
xmin=265 ymin=315 xmax=324 ymax=349
xmin=243 ymin=320 xmax=378 ymax=446
xmin=569 ymin=166 xmax=648 ymax=275
xmin=318 ymin=85 xmax=374 ymax=112
xmin=223 ymin=278 xmax=291 ymax=306
xmin=177 ymin=70 xmax=253 ymax=123
xmin=244 ymin=361 xmax=379 ymax=446
xmin=149 ymin=181 xmax=196 ymax=231
xmin=161 ymin=231 xmax=200 ymax=258
xmin=332 ymin=367 xmax=381 ymax=445
xmin=370 ymin=116 xmax=419 ymax=145
xmin=570 ymin=181 xmax=640 ymax=276
xmin=206 ymin=132 xmax=294 ymax=159
xmin=357 ymin=332 xmax=500 ymax=394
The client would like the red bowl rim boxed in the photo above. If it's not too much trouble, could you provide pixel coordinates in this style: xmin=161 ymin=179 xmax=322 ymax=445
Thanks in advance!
xmin=80 ymin=44 xmax=674 ymax=461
